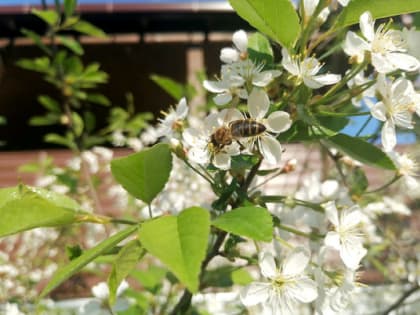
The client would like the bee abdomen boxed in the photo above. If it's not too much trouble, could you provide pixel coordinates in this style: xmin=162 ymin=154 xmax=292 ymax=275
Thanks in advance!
xmin=230 ymin=119 xmax=266 ymax=138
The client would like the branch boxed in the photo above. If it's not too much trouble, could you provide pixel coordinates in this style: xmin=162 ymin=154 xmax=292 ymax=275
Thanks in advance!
xmin=382 ymin=284 xmax=419 ymax=315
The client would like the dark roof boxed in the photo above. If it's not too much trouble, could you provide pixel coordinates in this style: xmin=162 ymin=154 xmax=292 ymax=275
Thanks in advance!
xmin=0 ymin=1 xmax=252 ymax=38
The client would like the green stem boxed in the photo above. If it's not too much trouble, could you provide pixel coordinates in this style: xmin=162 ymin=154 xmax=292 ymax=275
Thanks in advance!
xmin=363 ymin=175 xmax=401 ymax=194
xmin=183 ymin=159 xmax=214 ymax=185
xmin=277 ymin=223 xmax=324 ymax=240
xmin=260 ymin=195 xmax=324 ymax=213
xmin=356 ymin=115 xmax=373 ymax=137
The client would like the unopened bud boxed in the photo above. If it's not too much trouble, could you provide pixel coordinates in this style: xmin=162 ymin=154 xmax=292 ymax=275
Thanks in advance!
xmin=282 ymin=159 xmax=297 ymax=173
xmin=60 ymin=115 xmax=70 ymax=125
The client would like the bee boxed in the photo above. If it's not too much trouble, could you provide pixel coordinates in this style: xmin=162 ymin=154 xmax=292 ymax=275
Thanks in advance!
xmin=210 ymin=119 xmax=266 ymax=152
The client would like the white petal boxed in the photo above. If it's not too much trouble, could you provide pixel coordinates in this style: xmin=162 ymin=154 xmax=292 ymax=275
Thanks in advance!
xmin=266 ymin=111 xmax=292 ymax=133
xmin=187 ymin=147 xmax=210 ymax=165
xmin=248 ymin=88 xmax=270 ymax=119
xmin=213 ymin=92 xmax=232 ymax=106
xmin=259 ymin=252 xmax=278 ymax=279
xmin=343 ymin=31 xmax=369 ymax=61
xmin=405 ymin=176 xmax=419 ymax=191
xmin=370 ymin=101 xmax=387 ymax=122
xmin=176 ymin=97 xmax=189 ymax=118
xmin=281 ymin=48 xmax=299 ymax=76
xmin=213 ymin=152 xmax=231 ymax=170
xmin=221 ymin=108 xmax=244 ymax=122
xmin=203 ymin=80 xmax=227 ymax=93
xmin=341 ymin=206 xmax=362 ymax=228
xmin=220 ymin=47 xmax=240 ymax=63
xmin=253 ymin=70 xmax=281 ymax=87
xmin=321 ymin=180 xmax=339 ymax=199
xmin=340 ymin=240 xmax=367 ymax=270
xmin=259 ymin=135 xmax=282 ymax=165
xmin=381 ymin=120 xmax=396 ymax=152
xmin=303 ymin=0 xmax=319 ymax=17
xmin=233 ymin=30 xmax=248 ymax=53
xmin=360 ymin=11 xmax=375 ymax=42
xmin=372 ymin=53 xmax=396 ymax=74
xmin=386 ymin=52 xmax=420 ymax=72
xmin=240 ymin=282 xmax=271 ymax=306
xmin=338 ymin=0 xmax=350 ymax=6
xmin=307 ymin=73 xmax=341 ymax=88
xmin=324 ymin=201 xmax=339 ymax=226
xmin=282 ymin=247 xmax=310 ymax=277
xmin=286 ymin=277 xmax=318 ymax=303
xmin=324 ymin=232 xmax=341 ymax=250
xmin=392 ymin=77 xmax=413 ymax=98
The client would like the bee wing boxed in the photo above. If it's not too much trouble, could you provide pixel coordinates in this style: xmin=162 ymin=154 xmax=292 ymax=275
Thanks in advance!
xmin=220 ymin=108 xmax=244 ymax=124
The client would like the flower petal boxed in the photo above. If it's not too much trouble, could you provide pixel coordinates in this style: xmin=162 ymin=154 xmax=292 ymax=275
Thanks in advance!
xmin=203 ymin=80 xmax=227 ymax=93
xmin=213 ymin=152 xmax=231 ymax=170
xmin=258 ymin=252 xmax=277 ymax=279
xmin=360 ymin=11 xmax=375 ymax=42
xmin=372 ymin=53 xmax=396 ymax=74
xmin=286 ymin=277 xmax=318 ymax=303
xmin=240 ymin=282 xmax=271 ymax=306
xmin=370 ymin=101 xmax=387 ymax=122
xmin=343 ymin=31 xmax=369 ymax=61
xmin=253 ymin=70 xmax=281 ymax=87
xmin=266 ymin=111 xmax=292 ymax=133
xmin=176 ymin=97 xmax=189 ymax=118
xmin=381 ymin=120 xmax=396 ymax=152
xmin=386 ymin=52 xmax=420 ymax=72
xmin=220 ymin=47 xmax=239 ymax=63
xmin=324 ymin=231 xmax=341 ymax=250
xmin=233 ymin=30 xmax=248 ymax=53
xmin=341 ymin=206 xmax=362 ymax=228
xmin=324 ymin=201 xmax=339 ymax=226
xmin=213 ymin=92 xmax=232 ymax=106
xmin=282 ymin=247 xmax=310 ymax=277
xmin=259 ymin=135 xmax=282 ymax=165
xmin=340 ymin=239 xmax=367 ymax=270
xmin=281 ymin=48 xmax=299 ymax=76
xmin=248 ymin=88 xmax=270 ymax=119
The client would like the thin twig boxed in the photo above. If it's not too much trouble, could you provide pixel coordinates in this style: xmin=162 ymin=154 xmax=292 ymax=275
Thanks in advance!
xmin=382 ymin=284 xmax=419 ymax=315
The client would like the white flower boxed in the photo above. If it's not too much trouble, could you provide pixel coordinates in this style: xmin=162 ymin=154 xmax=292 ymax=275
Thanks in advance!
xmin=183 ymin=109 xmax=242 ymax=170
xmin=402 ymin=27 xmax=420 ymax=60
xmin=81 ymin=150 xmax=99 ymax=173
xmin=302 ymin=0 xmax=330 ymax=23
xmin=92 ymin=146 xmax=113 ymax=161
xmin=79 ymin=281 xmax=130 ymax=315
xmin=346 ymin=71 xmax=376 ymax=107
xmin=324 ymin=202 xmax=367 ymax=270
xmin=126 ymin=137 xmax=143 ymax=151
xmin=370 ymin=75 xmax=416 ymax=151
xmin=281 ymin=48 xmax=341 ymax=89
xmin=4 ymin=303 xmax=24 ymax=315
xmin=220 ymin=29 xmax=248 ymax=63
xmin=344 ymin=11 xmax=420 ymax=73
xmin=204 ymin=60 xmax=281 ymax=105
xmin=388 ymin=151 xmax=419 ymax=190
xmin=242 ymin=88 xmax=292 ymax=165
xmin=240 ymin=248 xmax=318 ymax=315
xmin=111 ymin=129 xmax=126 ymax=147
xmin=158 ymin=97 xmax=189 ymax=138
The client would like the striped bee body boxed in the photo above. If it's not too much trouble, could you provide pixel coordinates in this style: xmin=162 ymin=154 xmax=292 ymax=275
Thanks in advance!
xmin=230 ymin=119 xmax=266 ymax=138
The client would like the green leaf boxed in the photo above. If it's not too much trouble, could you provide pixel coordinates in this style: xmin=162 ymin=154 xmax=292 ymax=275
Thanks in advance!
xmin=16 ymin=57 xmax=50 ymax=73
xmin=86 ymin=93 xmax=111 ymax=106
xmin=58 ymin=36 xmax=84 ymax=55
xmin=72 ymin=21 xmax=107 ymax=38
xmin=41 ymin=225 xmax=138 ymax=298
xmin=231 ymin=268 xmax=253 ymax=285
xmin=64 ymin=0 xmax=77 ymax=17
xmin=212 ymin=206 xmax=273 ymax=242
xmin=111 ymin=143 xmax=172 ymax=204
xmin=32 ymin=9 xmax=59 ymax=26
xmin=29 ymin=114 xmax=60 ymax=126
xmin=248 ymin=32 xmax=274 ymax=66
xmin=71 ymin=112 xmax=84 ymax=137
xmin=150 ymin=74 xmax=185 ymax=101
xmin=138 ymin=207 xmax=210 ymax=293
xmin=337 ymin=0 xmax=420 ymax=28
xmin=38 ymin=95 xmax=61 ymax=113
xmin=325 ymin=134 xmax=396 ymax=170
xmin=130 ymin=266 xmax=167 ymax=293
xmin=44 ymin=133 xmax=77 ymax=150
xmin=108 ymin=240 xmax=144 ymax=305
xmin=0 ymin=186 xmax=81 ymax=237
xmin=229 ymin=0 xmax=300 ymax=48
xmin=21 ymin=29 xmax=51 ymax=55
